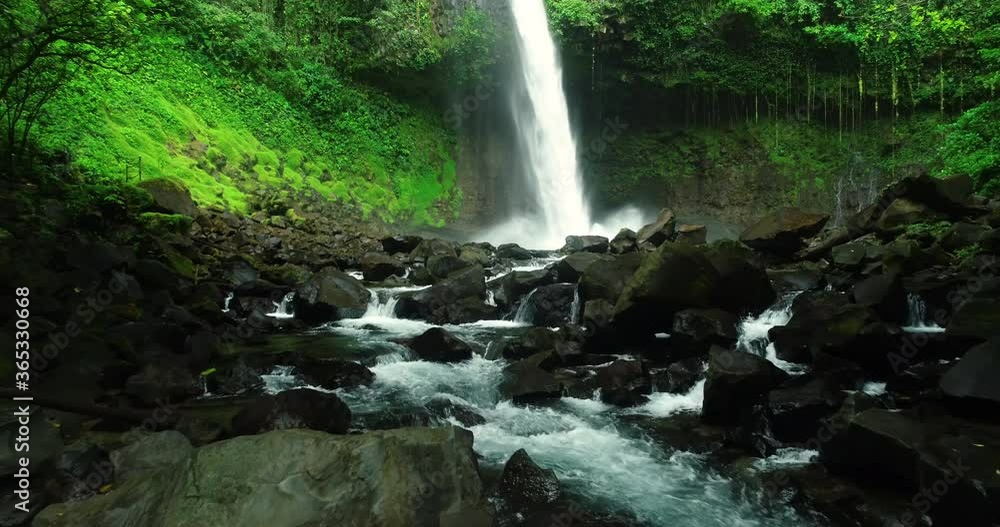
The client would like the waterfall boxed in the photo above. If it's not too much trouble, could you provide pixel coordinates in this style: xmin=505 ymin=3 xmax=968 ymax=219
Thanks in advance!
xmin=903 ymin=293 xmax=945 ymax=333
xmin=221 ymin=291 xmax=234 ymax=313
xmin=363 ymin=289 xmax=402 ymax=319
xmin=736 ymin=293 xmax=804 ymax=373
xmin=569 ymin=286 xmax=581 ymax=324
xmin=486 ymin=0 xmax=590 ymax=248
xmin=266 ymin=292 xmax=295 ymax=319
xmin=513 ymin=287 xmax=539 ymax=323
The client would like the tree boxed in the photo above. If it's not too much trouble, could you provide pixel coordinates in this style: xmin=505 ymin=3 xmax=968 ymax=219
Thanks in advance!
xmin=0 ymin=0 xmax=148 ymax=173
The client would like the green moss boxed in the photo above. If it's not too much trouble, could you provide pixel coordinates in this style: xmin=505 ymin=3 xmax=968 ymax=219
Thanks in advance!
xmin=162 ymin=247 xmax=196 ymax=280
xmin=137 ymin=212 xmax=193 ymax=236
xmin=906 ymin=221 xmax=952 ymax=240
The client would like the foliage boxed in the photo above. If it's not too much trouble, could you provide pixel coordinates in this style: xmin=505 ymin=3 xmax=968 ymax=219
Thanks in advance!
xmin=939 ymin=101 xmax=1000 ymax=196
xmin=906 ymin=220 xmax=952 ymax=240
xmin=137 ymin=212 xmax=193 ymax=235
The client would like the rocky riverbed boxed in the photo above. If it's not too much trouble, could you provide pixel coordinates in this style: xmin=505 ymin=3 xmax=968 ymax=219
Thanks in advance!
xmin=1 ymin=172 xmax=998 ymax=526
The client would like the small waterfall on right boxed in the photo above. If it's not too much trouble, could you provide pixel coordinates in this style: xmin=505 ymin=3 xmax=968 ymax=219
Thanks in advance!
xmin=903 ymin=293 xmax=945 ymax=332
xmin=736 ymin=293 xmax=804 ymax=373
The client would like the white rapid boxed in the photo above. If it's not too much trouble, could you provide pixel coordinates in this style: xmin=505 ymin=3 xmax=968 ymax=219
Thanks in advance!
xmin=903 ymin=293 xmax=946 ymax=333
xmin=265 ymin=291 xmax=296 ymax=319
xmin=737 ymin=293 xmax=806 ymax=373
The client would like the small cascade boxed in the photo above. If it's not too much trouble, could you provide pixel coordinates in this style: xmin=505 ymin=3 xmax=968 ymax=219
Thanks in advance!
xmin=266 ymin=292 xmax=296 ymax=319
xmin=486 ymin=289 xmax=497 ymax=307
xmin=363 ymin=289 xmax=402 ymax=319
xmin=221 ymin=291 xmax=234 ymax=313
xmin=513 ymin=288 xmax=539 ymax=323
xmin=569 ymin=286 xmax=582 ymax=324
xmin=736 ymin=293 xmax=804 ymax=373
xmin=903 ymin=293 xmax=945 ymax=333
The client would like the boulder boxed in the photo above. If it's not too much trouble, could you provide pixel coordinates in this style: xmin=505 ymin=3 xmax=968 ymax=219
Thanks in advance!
xmin=947 ymin=298 xmax=1000 ymax=340
xmin=498 ymin=328 xmax=560 ymax=360
xmin=497 ymin=243 xmax=532 ymax=260
xmin=380 ymin=235 xmax=423 ymax=255
xmin=821 ymin=409 xmax=1000 ymax=527
xmin=702 ymin=348 xmax=789 ymax=424
xmin=498 ymin=268 xmax=556 ymax=307
xmin=704 ymin=240 xmax=776 ymax=316
xmin=289 ymin=356 xmax=375 ymax=390
xmin=124 ymin=364 xmax=203 ymax=406
xmin=35 ymin=427 xmax=490 ymax=527
xmin=360 ymin=252 xmax=405 ymax=282
xmin=940 ymin=340 xmax=1000 ymax=415
xmin=494 ymin=449 xmax=561 ymax=517
xmin=426 ymin=254 xmax=473 ymax=281
xmin=613 ymin=242 xmax=721 ymax=335
xmin=769 ymin=291 xmax=851 ymax=364
xmin=876 ymin=198 xmax=944 ymax=232
xmin=409 ymin=238 xmax=458 ymax=263
xmin=940 ymin=222 xmax=991 ymax=251
xmin=560 ymin=235 xmax=610 ymax=254
xmin=137 ymin=179 xmax=197 ymax=217
xmin=766 ymin=376 xmax=846 ymax=443
xmin=295 ymin=268 xmax=371 ymax=322
xmin=850 ymin=272 xmax=907 ymax=323
xmin=407 ymin=328 xmax=474 ymax=363
xmin=501 ymin=358 xmax=563 ymax=403
xmin=110 ymin=431 xmax=193 ymax=482
xmin=636 ymin=208 xmax=677 ymax=247
xmin=650 ymin=357 xmax=704 ymax=394
xmin=739 ymin=208 xmax=829 ymax=255
xmin=231 ymin=389 xmax=352 ymax=436
xmin=553 ymin=252 xmax=611 ymax=283
xmin=577 ymin=252 xmax=643 ymax=304
xmin=426 ymin=398 xmax=486 ymax=427
xmin=595 ymin=359 xmax=651 ymax=407
xmin=397 ymin=266 xmax=490 ymax=324
xmin=767 ymin=267 xmax=825 ymax=293
xmin=517 ymin=283 xmax=576 ymax=327
xmin=674 ymin=224 xmax=707 ymax=245
xmin=458 ymin=243 xmax=496 ymax=267
xmin=670 ymin=308 xmax=740 ymax=354
xmin=610 ymin=228 xmax=638 ymax=254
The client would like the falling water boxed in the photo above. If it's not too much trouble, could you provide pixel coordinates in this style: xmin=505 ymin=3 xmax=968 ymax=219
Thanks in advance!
xmin=569 ymin=286 xmax=582 ymax=324
xmin=266 ymin=292 xmax=296 ymax=319
xmin=485 ymin=0 xmax=590 ymax=248
xmin=736 ymin=293 xmax=805 ymax=373
xmin=903 ymin=293 xmax=946 ymax=333
xmin=221 ymin=291 xmax=234 ymax=313
xmin=513 ymin=287 xmax=539 ymax=323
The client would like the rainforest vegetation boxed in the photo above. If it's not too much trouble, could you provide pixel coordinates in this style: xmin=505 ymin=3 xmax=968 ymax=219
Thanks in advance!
xmin=1 ymin=0 xmax=998 ymax=221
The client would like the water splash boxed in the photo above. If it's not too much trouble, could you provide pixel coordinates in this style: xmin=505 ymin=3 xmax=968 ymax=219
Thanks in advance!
xmin=736 ymin=293 xmax=806 ymax=373
xmin=266 ymin=292 xmax=296 ymax=319
xmin=903 ymin=293 xmax=945 ymax=333
xmin=221 ymin=291 xmax=234 ymax=313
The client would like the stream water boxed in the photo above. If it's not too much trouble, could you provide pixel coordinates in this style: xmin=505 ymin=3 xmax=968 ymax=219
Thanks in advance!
xmin=240 ymin=257 xmax=824 ymax=526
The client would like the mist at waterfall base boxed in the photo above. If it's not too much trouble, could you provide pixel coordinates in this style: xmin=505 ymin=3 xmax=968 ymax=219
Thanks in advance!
xmin=477 ymin=0 xmax=649 ymax=249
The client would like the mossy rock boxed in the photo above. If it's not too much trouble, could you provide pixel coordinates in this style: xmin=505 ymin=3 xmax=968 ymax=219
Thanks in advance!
xmin=138 ymin=213 xmax=193 ymax=236
xmin=138 ymin=179 xmax=198 ymax=217
xmin=163 ymin=247 xmax=197 ymax=281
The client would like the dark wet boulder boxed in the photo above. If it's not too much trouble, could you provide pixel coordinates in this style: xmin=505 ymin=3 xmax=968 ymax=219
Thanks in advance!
xmin=613 ymin=242 xmax=721 ymax=336
xmin=289 ymin=356 xmax=375 ymax=390
xmin=947 ymin=298 xmax=1000 ymax=340
xmin=636 ymin=208 xmax=677 ymax=247
xmin=651 ymin=357 xmax=704 ymax=394
xmin=821 ymin=409 xmax=1000 ymax=527
xmin=940 ymin=340 xmax=1000 ymax=415
xmin=498 ymin=327 xmax=560 ymax=360
xmin=704 ymin=240 xmax=776 ymax=316
xmin=767 ymin=267 xmax=825 ymax=293
xmin=739 ymin=207 xmax=829 ymax=255
xmin=766 ymin=376 xmax=846 ymax=443
xmin=610 ymin=228 xmax=638 ymax=254
xmin=561 ymin=235 xmax=609 ymax=254
xmin=458 ymin=243 xmax=496 ymax=267
xmin=426 ymin=254 xmax=473 ymax=281
xmin=702 ymin=348 xmax=789 ymax=424
xmin=850 ymin=272 xmax=907 ymax=323
xmin=501 ymin=357 xmax=563 ymax=403
xmin=876 ymin=198 xmax=944 ymax=232
xmin=231 ymin=388 xmax=351 ymax=436
xmin=669 ymin=308 xmax=740 ymax=358
xmin=940 ymin=222 xmax=991 ymax=251
xmin=674 ymin=224 xmax=707 ymax=245
xmin=498 ymin=268 xmax=556 ymax=307
xmin=360 ymin=252 xmax=405 ymax=281
xmin=426 ymin=398 xmax=486 ymax=427
xmin=295 ymin=267 xmax=371 ymax=322
xmin=578 ymin=252 xmax=643 ymax=304
xmin=407 ymin=328 xmax=474 ymax=363
xmin=397 ymin=265 xmax=489 ymax=324
xmin=830 ymin=235 xmax=881 ymax=269
xmin=380 ymin=234 xmax=423 ymax=255
xmin=518 ymin=283 xmax=576 ymax=327
xmin=726 ymin=404 xmax=781 ymax=458
xmin=497 ymin=243 xmax=533 ymax=260
xmin=409 ymin=238 xmax=458 ymax=263
xmin=137 ymin=179 xmax=197 ymax=216
xmin=494 ymin=449 xmax=561 ymax=518
xmin=124 ymin=364 xmax=203 ymax=406
xmin=553 ymin=252 xmax=611 ymax=283
xmin=769 ymin=291 xmax=851 ymax=364
xmin=804 ymin=304 xmax=899 ymax=372
xmin=595 ymin=359 xmax=651 ymax=407
xmin=581 ymin=299 xmax=615 ymax=339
